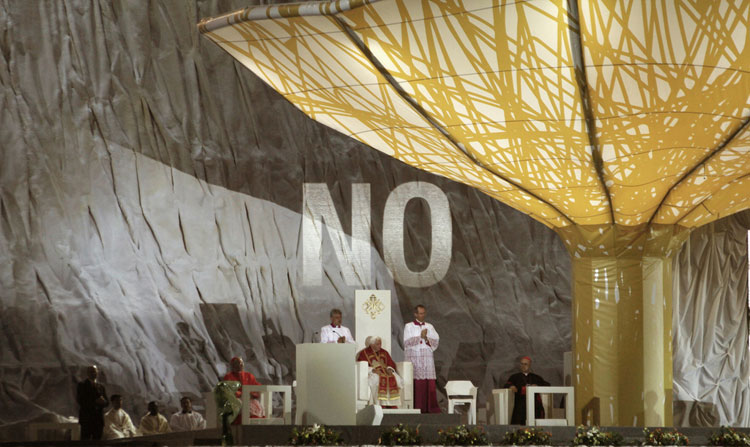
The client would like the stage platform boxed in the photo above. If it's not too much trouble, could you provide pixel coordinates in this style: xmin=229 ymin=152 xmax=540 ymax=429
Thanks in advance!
xmin=224 ymin=425 xmax=736 ymax=446
xmin=2 ymin=423 xmax=748 ymax=446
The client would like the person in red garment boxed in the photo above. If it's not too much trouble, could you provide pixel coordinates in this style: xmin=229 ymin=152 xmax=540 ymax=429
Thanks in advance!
xmin=223 ymin=357 xmax=265 ymax=421
xmin=356 ymin=336 xmax=402 ymax=408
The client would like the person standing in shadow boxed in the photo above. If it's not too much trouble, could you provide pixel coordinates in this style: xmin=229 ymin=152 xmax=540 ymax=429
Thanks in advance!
xmin=76 ymin=365 xmax=109 ymax=440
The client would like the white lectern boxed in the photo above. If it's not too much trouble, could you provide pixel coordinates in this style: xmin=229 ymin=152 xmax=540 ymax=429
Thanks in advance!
xmin=296 ymin=343 xmax=356 ymax=425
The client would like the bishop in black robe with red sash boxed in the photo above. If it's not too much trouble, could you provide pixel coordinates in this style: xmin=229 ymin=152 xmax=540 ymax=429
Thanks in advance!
xmin=503 ymin=356 xmax=549 ymax=425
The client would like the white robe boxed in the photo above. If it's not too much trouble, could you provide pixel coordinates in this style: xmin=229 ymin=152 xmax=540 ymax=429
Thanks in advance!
xmin=320 ymin=324 xmax=355 ymax=344
xmin=139 ymin=413 xmax=171 ymax=435
xmin=403 ymin=321 xmax=439 ymax=380
xmin=170 ymin=411 xmax=206 ymax=431
xmin=102 ymin=408 xmax=137 ymax=439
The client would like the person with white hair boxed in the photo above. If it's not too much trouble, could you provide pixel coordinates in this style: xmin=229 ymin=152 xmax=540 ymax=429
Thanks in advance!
xmin=356 ymin=336 xmax=403 ymax=408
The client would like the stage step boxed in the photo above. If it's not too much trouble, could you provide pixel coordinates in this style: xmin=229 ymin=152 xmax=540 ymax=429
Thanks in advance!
xmin=381 ymin=412 xmax=460 ymax=425
xmin=193 ymin=438 xmax=222 ymax=446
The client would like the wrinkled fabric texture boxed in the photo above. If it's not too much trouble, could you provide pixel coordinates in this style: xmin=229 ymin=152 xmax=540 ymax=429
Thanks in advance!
xmin=673 ymin=400 xmax=719 ymax=427
xmin=673 ymin=212 xmax=750 ymax=426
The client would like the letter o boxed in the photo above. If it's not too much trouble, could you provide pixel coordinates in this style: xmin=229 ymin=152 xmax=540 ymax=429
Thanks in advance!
xmin=383 ymin=182 xmax=452 ymax=287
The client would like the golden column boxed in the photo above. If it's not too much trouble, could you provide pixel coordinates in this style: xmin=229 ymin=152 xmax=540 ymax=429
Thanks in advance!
xmin=558 ymin=224 xmax=690 ymax=426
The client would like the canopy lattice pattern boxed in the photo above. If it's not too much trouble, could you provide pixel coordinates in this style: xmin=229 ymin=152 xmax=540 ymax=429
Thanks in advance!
xmin=200 ymin=0 xmax=750 ymax=230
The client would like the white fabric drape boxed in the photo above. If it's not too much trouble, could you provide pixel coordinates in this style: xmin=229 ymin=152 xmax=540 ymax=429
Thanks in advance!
xmin=673 ymin=211 xmax=750 ymax=426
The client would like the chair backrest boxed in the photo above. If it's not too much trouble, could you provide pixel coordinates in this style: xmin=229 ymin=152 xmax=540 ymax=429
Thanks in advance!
xmin=355 ymin=290 xmax=391 ymax=353
xmin=445 ymin=380 xmax=477 ymax=398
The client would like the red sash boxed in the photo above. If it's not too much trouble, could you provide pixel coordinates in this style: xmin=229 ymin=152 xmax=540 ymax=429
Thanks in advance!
xmin=357 ymin=347 xmax=400 ymax=401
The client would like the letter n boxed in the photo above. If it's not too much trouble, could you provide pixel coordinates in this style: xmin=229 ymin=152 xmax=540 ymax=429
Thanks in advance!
xmin=302 ymin=183 xmax=371 ymax=286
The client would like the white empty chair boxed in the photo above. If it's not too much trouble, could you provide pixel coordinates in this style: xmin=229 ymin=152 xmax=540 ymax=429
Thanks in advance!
xmin=526 ymin=386 xmax=575 ymax=426
xmin=445 ymin=380 xmax=478 ymax=424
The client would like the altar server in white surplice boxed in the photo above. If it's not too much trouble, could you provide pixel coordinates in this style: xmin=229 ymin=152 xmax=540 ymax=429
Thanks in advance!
xmin=404 ymin=304 xmax=440 ymax=413
xmin=102 ymin=395 xmax=138 ymax=439
xmin=319 ymin=308 xmax=355 ymax=344
xmin=169 ymin=397 xmax=206 ymax=431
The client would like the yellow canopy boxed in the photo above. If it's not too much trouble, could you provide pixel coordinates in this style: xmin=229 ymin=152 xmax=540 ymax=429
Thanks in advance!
xmin=199 ymin=0 xmax=750 ymax=230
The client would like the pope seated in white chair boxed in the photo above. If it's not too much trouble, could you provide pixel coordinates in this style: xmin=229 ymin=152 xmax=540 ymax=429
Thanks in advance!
xmin=356 ymin=336 xmax=404 ymax=408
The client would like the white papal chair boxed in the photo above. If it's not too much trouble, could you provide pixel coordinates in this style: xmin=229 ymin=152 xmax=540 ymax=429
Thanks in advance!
xmin=445 ymin=380 xmax=478 ymax=424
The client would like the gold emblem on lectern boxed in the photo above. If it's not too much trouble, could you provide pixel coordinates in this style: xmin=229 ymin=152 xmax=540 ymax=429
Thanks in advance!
xmin=362 ymin=294 xmax=385 ymax=319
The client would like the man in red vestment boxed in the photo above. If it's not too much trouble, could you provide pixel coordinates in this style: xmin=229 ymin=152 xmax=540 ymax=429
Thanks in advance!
xmin=222 ymin=357 xmax=265 ymax=421
xmin=356 ymin=336 xmax=402 ymax=408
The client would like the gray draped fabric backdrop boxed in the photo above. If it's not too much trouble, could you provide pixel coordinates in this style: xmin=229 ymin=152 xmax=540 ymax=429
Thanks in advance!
xmin=0 ymin=0 xmax=747 ymax=437
xmin=673 ymin=213 xmax=750 ymax=426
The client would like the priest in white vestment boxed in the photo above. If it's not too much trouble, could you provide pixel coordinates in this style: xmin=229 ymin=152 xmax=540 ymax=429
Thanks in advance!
xmin=170 ymin=397 xmax=207 ymax=431
xmin=102 ymin=395 xmax=138 ymax=439
xmin=404 ymin=304 xmax=440 ymax=413
xmin=319 ymin=308 xmax=355 ymax=343
xmin=139 ymin=401 xmax=171 ymax=435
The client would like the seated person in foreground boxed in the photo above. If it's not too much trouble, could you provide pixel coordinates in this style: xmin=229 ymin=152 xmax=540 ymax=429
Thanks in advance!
xmin=223 ymin=356 xmax=265 ymax=420
xmin=503 ymin=356 xmax=549 ymax=425
xmin=102 ymin=394 xmax=137 ymax=439
xmin=139 ymin=401 xmax=171 ymax=435
xmin=320 ymin=308 xmax=355 ymax=344
xmin=170 ymin=396 xmax=207 ymax=431
xmin=356 ymin=336 xmax=403 ymax=408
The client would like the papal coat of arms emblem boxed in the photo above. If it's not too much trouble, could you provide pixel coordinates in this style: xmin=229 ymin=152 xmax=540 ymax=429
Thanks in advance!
xmin=362 ymin=294 xmax=385 ymax=319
